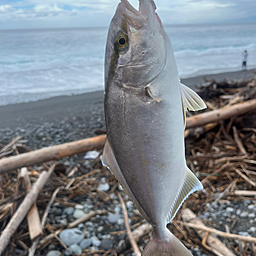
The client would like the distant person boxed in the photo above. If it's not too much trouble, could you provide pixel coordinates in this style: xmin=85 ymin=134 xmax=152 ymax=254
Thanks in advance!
xmin=242 ymin=50 xmax=248 ymax=70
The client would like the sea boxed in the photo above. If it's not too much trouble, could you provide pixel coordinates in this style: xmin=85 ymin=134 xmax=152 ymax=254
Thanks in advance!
xmin=0 ymin=23 xmax=256 ymax=106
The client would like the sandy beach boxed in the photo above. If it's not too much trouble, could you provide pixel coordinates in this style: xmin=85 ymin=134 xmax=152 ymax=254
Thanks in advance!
xmin=0 ymin=69 xmax=255 ymax=131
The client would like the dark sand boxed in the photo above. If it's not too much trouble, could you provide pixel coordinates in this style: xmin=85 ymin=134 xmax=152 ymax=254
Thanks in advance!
xmin=0 ymin=69 xmax=255 ymax=130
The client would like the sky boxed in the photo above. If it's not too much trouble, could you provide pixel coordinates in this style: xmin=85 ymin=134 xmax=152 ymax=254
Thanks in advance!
xmin=0 ymin=0 xmax=255 ymax=30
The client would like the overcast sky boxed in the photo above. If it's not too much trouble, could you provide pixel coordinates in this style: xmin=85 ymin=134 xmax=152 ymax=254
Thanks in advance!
xmin=0 ymin=0 xmax=255 ymax=30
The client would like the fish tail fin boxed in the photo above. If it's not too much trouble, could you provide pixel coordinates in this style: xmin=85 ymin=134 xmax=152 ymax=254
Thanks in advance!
xmin=142 ymin=228 xmax=192 ymax=256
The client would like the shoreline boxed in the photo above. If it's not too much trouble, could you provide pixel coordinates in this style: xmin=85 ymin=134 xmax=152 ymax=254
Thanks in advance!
xmin=0 ymin=69 xmax=255 ymax=130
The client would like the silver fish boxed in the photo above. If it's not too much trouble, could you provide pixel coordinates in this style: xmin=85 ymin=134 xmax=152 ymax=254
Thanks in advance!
xmin=102 ymin=0 xmax=206 ymax=255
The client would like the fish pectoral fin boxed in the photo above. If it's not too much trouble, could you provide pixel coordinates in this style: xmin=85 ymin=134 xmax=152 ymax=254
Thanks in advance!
xmin=180 ymin=83 xmax=207 ymax=127
xmin=102 ymin=138 xmax=152 ymax=223
xmin=166 ymin=167 xmax=203 ymax=223
xmin=145 ymin=86 xmax=163 ymax=103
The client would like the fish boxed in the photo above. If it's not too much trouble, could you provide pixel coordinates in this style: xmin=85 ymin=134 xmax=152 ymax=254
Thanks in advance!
xmin=102 ymin=0 xmax=207 ymax=255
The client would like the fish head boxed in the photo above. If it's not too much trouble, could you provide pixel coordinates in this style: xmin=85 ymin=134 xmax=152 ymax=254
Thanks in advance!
xmin=105 ymin=0 xmax=166 ymax=89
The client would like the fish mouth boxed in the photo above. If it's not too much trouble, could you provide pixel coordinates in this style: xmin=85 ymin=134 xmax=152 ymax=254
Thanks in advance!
xmin=118 ymin=0 xmax=158 ymax=29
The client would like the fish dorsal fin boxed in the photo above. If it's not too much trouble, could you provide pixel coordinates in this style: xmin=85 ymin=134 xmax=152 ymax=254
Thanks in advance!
xmin=180 ymin=83 xmax=207 ymax=127
xmin=102 ymin=138 xmax=152 ymax=224
xmin=166 ymin=167 xmax=203 ymax=223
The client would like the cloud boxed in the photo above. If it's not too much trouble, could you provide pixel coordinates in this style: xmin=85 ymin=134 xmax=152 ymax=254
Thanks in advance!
xmin=0 ymin=0 xmax=255 ymax=29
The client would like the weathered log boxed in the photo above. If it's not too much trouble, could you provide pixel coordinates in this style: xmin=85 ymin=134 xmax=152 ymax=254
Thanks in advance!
xmin=186 ymin=98 xmax=256 ymax=129
xmin=0 ymin=164 xmax=56 ymax=256
xmin=0 ymin=135 xmax=106 ymax=174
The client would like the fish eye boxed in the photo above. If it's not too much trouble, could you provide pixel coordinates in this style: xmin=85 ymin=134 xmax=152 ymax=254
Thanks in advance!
xmin=116 ymin=34 xmax=128 ymax=50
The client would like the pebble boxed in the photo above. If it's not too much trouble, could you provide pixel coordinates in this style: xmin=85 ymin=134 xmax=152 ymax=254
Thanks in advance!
xmin=59 ymin=228 xmax=83 ymax=246
xmin=240 ymin=211 xmax=248 ymax=218
xmin=248 ymin=204 xmax=255 ymax=210
xmin=69 ymin=244 xmax=82 ymax=254
xmin=75 ymin=204 xmax=84 ymax=209
xmin=249 ymin=213 xmax=256 ymax=218
xmin=117 ymin=218 xmax=125 ymax=225
xmin=63 ymin=207 xmax=74 ymax=216
xmin=73 ymin=209 xmax=86 ymax=219
xmin=107 ymin=213 xmax=121 ymax=223
xmin=91 ymin=236 xmax=101 ymax=247
xmin=238 ymin=231 xmax=249 ymax=236
xmin=101 ymin=239 xmax=113 ymax=250
xmin=80 ymin=238 xmax=92 ymax=249
xmin=249 ymin=227 xmax=256 ymax=233
xmin=46 ymin=251 xmax=62 ymax=256
xmin=98 ymin=183 xmax=110 ymax=192
xmin=226 ymin=207 xmax=234 ymax=213
xmin=84 ymin=151 xmax=100 ymax=160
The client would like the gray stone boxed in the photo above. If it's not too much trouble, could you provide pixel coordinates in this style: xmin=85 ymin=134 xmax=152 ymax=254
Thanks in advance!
xmin=84 ymin=151 xmax=100 ymax=160
xmin=63 ymin=207 xmax=74 ymax=216
xmin=238 ymin=231 xmax=249 ymax=236
xmin=248 ymin=204 xmax=255 ymax=210
xmin=46 ymin=251 xmax=62 ymax=256
xmin=80 ymin=238 xmax=92 ymax=249
xmin=117 ymin=218 xmax=124 ymax=225
xmin=98 ymin=183 xmax=110 ymax=192
xmin=59 ymin=228 xmax=83 ymax=246
xmin=69 ymin=244 xmax=82 ymax=254
xmin=73 ymin=209 xmax=86 ymax=219
xmin=101 ymin=239 xmax=113 ymax=250
xmin=249 ymin=227 xmax=256 ymax=233
xmin=59 ymin=219 xmax=68 ymax=225
xmin=75 ymin=204 xmax=84 ymax=209
xmin=240 ymin=211 xmax=248 ymax=218
xmin=91 ymin=236 xmax=101 ymax=247
xmin=226 ymin=207 xmax=234 ymax=213
xmin=249 ymin=213 xmax=256 ymax=218
xmin=126 ymin=201 xmax=133 ymax=209
xmin=107 ymin=213 xmax=120 ymax=223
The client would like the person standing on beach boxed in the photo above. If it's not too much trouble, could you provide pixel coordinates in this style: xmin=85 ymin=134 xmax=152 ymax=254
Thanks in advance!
xmin=242 ymin=50 xmax=248 ymax=70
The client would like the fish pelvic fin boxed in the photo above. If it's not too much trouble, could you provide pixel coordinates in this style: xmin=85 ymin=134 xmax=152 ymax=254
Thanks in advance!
xmin=102 ymin=138 xmax=152 ymax=224
xmin=166 ymin=166 xmax=203 ymax=223
xmin=180 ymin=83 xmax=207 ymax=127
xmin=142 ymin=228 xmax=192 ymax=256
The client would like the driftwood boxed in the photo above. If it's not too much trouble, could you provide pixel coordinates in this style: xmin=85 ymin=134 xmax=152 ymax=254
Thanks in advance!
xmin=21 ymin=168 xmax=42 ymax=241
xmin=186 ymin=98 xmax=256 ymax=129
xmin=0 ymin=164 xmax=56 ymax=256
xmin=181 ymin=208 xmax=236 ymax=256
xmin=0 ymin=135 xmax=106 ymax=174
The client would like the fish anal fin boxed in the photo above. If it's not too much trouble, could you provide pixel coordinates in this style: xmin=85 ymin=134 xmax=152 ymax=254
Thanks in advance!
xmin=166 ymin=167 xmax=203 ymax=223
xmin=102 ymin=138 xmax=152 ymax=223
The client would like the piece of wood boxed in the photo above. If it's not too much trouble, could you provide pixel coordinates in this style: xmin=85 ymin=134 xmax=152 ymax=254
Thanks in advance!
xmin=118 ymin=192 xmax=141 ymax=256
xmin=186 ymin=99 xmax=256 ymax=129
xmin=232 ymin=126 xmax=247 ymax=155
xmin=28 ymin=187 xmax=62 ymax=256
xmin=21 ymin=168 xmax=42 ymax=240
xmin=181 ymin=208 xmax=236 ymax=256
xmin=0 ymin=135 xmax=106 ymax=174
xmin=231 ymin=190 xmax=256 ymax=196
xmin=0 ymin=164 xmax=56 ymax=256
xmin=181 ymin=208 xmax=256 ymax=244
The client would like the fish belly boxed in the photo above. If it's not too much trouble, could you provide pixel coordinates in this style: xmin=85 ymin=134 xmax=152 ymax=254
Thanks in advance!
xmin=105 ymin=84 xmax=186 ymax=226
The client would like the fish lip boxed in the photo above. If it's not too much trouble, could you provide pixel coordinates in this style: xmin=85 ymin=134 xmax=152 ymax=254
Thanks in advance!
xmin=120 ymin=0 xmax=140 ymax=16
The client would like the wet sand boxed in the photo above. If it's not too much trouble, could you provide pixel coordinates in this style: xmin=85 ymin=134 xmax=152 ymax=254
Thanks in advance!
xmin=0 ymin=69 xmax=255 ymax=130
